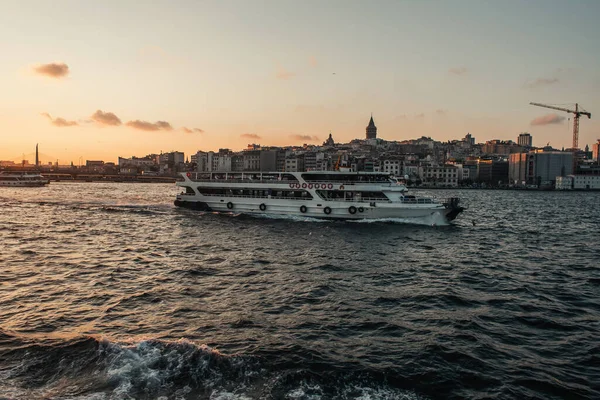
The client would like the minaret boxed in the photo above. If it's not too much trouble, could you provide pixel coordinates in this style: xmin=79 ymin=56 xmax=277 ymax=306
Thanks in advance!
xmin=35 ymin=144 xmax=39 ymax=167
xmin=366 ymin=114 xmax=377 ymax=139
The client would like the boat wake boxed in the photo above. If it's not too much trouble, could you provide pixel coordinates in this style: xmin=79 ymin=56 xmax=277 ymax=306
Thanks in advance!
xmin=0 ymin=332 xmax=423 ymax=400
xmin=246 ymin=211 xmax=452 ymax=226
xmin=348 ymin=212 xmax=452 ymax=226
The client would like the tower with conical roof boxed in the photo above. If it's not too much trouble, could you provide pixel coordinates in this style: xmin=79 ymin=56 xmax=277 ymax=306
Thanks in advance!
xmin=366 ymin=114 xmax=377 ymax=139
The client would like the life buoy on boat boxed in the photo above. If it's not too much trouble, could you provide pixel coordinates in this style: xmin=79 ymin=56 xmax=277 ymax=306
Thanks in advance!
xmin=358 ymin=207 xmax=364 ymax=213
xmin=289 ymin=183 xmax=294 ymax=188
xmin=227 ymin=202 xmax=234 ymax=209
xmin=308 ymin=184 xmax=313 ymax=189
xmin=300 ymin=205 xmax=307 ymax=213
xmin=302 ymin=183 xmax=307 ymax=189
xmin=186 ymin=172 xmax=191 ymax=178
xmin=327 ymin=183 xmax=333 ymax=189
xmin=340 ymin=185 xmax=345 ymax=190
xmin=259 ymin=203 xmax=266 ymax=211
xmin=324 ymin=206 xmax=332 ymax=215
xmin=348 ymin=206 xmax=357 ymax=214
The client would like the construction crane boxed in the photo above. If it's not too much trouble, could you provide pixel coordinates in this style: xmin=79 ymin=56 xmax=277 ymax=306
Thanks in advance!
xmin=530 ymin=102 xmax=591 ymax=150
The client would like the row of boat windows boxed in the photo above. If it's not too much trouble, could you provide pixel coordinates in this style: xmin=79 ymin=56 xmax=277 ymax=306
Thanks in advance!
xmin=184 ymin=186 xmax=392 ymax=201
xmin=195 ymin=173 xmax=299 ymax=181
xmin=193 ymin=173 xmax=392 ymax=183
xmin=316 ymin=190 xmax=388 ymax=200
xmin=197 ymin=187 xmax=314 ymax=199
xmin=300 ymin=174 xmax=390 ymax=182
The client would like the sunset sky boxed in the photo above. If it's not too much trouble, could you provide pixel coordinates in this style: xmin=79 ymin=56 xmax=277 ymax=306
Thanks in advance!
xmin=1 ymin=0 xmax=599 ymax=163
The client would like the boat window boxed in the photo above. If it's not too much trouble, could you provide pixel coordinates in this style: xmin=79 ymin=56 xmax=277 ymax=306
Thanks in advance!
xmin=301 ymin=173 xmax=391 ymax=182
xmin=197 ymin=187 xmax=312 ymax=200
xmin=281 ymin=174 xmax=299 ymax=182
xmin=316 ymin=190 xmax=389 ymax=201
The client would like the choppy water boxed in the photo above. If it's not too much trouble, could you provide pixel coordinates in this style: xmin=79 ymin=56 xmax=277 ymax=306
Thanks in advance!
xmin=1 ymin=183 xmax=599 ymax=399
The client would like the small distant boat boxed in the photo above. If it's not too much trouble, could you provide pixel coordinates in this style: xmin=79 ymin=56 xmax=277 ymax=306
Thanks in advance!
xmin=0 ymin=172 xmax=50 ymax=187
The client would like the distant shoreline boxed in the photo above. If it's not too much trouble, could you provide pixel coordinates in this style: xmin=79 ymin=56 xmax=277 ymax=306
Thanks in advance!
xmin=45 ymin=176 xmax=177 ymax=184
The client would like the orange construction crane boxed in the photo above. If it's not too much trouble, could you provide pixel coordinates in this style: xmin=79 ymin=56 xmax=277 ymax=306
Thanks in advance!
xmin=530 ymin=102 xmax=591 ymax=150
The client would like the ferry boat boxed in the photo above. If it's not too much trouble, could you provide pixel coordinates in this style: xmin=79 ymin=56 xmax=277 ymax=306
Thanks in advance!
xmin=174 ymin=171 xmax=464 ymax=222
xmin=0 ymin=172 xmax=49 ymax=187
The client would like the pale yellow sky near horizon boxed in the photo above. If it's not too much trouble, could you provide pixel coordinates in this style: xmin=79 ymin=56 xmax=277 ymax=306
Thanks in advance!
xmin=1 ymin=0 xmax=599 ymax=164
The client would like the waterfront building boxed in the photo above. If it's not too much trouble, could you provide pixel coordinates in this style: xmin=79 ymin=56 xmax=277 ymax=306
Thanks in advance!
xmin=232 ymin=154 xmax=244 ymax=172
xmin=303 ymin=152 xmax=317 ymax=171
xmin=159 ymin=151 xmax=184 ymax=166
xmin=476 ymin=159 xmax=509 ymax=185
xmin=509 ymin=150 xmax=573 ymax=186
xmin=518 ymin=133 xmax=533 ymax=148
xmin=118 ymin=156 xmax=155 ymax=168
xmin=86 ymin=160 xmax=105 ymax=173
xmin=419 ymin=165 xmax=459 ymax=187
xmin=482 ymin=140 xmax=523 ymax=155
xmin=243 ymin=150 xmax=261 ymax=171
xmin=556 ymin=175 xmax=600 ymax=190
xmin=366 ymin=115 xmax=377 ymax=139
xmin=592 ymin=140 xmax=600 ymax=164
xmin=259 ymin=150 xmax=278 ymax=171
xmin=285 ymin=157 xmax=304 ymax=172
xmin=381 ymin=158 xmax=402 ymax=176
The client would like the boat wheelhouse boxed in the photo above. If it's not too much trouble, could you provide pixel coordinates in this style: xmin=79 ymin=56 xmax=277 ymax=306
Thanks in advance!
xmin=0 ymin=172 xmax=49 ymax=187
xmin=174 ymin=170 xmax=464 ymax=222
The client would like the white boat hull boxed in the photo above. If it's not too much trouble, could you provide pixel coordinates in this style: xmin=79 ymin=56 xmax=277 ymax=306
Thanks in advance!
xmin=175 ymin=196 xmax=461 ymax=221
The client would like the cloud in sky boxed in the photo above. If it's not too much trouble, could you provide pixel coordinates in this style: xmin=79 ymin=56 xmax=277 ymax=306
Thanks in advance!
xmin=524 ymin=77 xmax=559 ymax=89
xmin=241 ymin=133 xmax=261 ymax=139
xmin=41 ymin=112 xmax=78 ymax=127
xmin=448 ymin=67 xmax=468 ymax=75
xmin=91 ymin=110 xmax=122 ymax=126
xmin=276 ymin=66 xmax=295 ymax=80
xmin=435 ymin=109 xmax=446 ymax=115
xmin=126 ymin=120 xmax=173 ymax=131
xmin=33 ymin=63 xmax=69 ymax=78
xmin=181 ymin=127 xmax=204 ymax=134
xmin=290 ymin=134 xmax=319 ymax=142
xmin=530 ymin=113 xmax=566 ymax=126
xmin=415 ymin=113 xmax=425 ymax=119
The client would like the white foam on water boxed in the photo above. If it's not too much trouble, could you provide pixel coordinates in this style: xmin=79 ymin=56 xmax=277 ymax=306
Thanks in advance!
xmin=346 ymin=384 xmax=424 ymax=400
xmin=348 ymin=212 xmax=451 ymax=227
xmin=100 ymin=339 xmax=226 ymax=398
xmin=250 ymin=213 xmax=330 ymax=223
xmin=285 ymin=383 xmax=324 ymax=399
xmin=248 ymin=212 xmax=452 ymax=226
xmin=209 ymin=390 xmax=254 ymax=400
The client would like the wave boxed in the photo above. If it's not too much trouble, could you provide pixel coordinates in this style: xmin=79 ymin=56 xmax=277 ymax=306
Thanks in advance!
xmin=0 ymin=333 xmax=422 ymax=400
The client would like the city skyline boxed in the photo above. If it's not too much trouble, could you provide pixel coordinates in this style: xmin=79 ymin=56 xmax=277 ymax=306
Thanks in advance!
xmin=2 ymin=0 xmax=599 ymax=163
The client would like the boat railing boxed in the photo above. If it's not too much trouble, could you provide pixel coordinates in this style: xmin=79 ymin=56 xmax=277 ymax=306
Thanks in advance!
xmin=400 ymin=197 xmax=438 ymax=204
xmin=184 ymin=173 xmax=394 ymax=186
xmin=305 ymin=180 xmax=394 ymax=186
xmin=187 ymin=177 xmax=298 ymax=184
xmin=317 ymin=196 xmax=392 ymax=203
